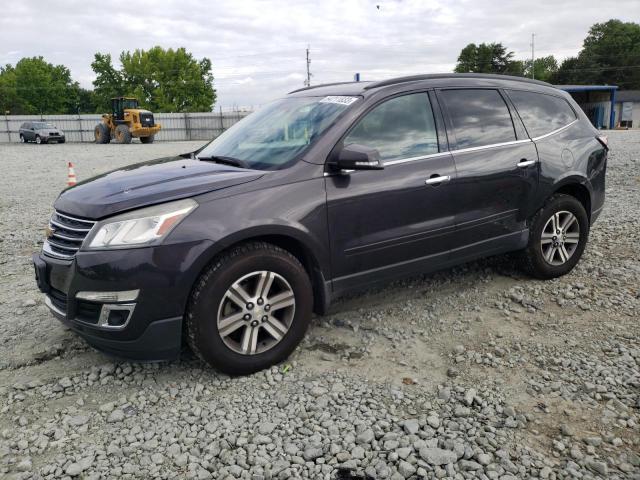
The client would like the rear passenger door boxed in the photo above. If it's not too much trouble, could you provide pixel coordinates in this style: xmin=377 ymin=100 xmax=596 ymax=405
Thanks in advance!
xmin=437 ymin=88 xmax=539 ymax=256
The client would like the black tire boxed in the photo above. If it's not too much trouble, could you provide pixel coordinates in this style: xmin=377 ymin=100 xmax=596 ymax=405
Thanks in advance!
xmin=520 ymin=194 xmax=589 ymax=279
xmin=35 ymin=135 xmax=43 ymax=144
xmin=186 ymin=242 xmax=313 ymax=375
xmin=94 ymin=123 xmax=110 ymax=144
xmin=114 ymin=124 xmax=132 ymax=144
xmin=59 ymin=138 xmax=66 ymax=144
xmin=20 ymin=134 xmax=26 ymax=143
xmin=140 ymin=135 xmax=155 ymax=144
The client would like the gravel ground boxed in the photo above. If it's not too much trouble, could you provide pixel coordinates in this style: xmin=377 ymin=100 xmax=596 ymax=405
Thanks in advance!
xmin=0 ymin=134 xmax=638 ymax=480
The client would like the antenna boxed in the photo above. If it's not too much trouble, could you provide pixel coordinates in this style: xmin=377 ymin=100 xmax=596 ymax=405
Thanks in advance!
xmin=530 ymin=33 xmax=535 ymax=80
xmin=304 ymin=45 xmax=312 ymax=87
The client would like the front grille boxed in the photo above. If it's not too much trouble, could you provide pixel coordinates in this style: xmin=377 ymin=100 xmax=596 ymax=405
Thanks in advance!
xmin=140 ymin=113 xmax=154 ymax=127
xmin=43 ymin=211 xmax=96 ymax=260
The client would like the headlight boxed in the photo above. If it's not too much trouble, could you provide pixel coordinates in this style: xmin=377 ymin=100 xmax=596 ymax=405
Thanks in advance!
xmin=84 ymin=199 xmax=197 ymax=250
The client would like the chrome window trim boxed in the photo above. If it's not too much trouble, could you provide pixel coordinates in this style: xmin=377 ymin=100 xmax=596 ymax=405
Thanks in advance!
xmin=383 ymin=151 xmax=450 ymax=166
xmin=451 ymin=138 xmax=532 ymax=155
xmin=531 ymin=119 xmax=578 ymax=141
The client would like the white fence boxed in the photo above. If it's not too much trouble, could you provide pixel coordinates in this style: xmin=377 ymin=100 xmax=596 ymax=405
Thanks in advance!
xmin=0 ymin=111 xmax=251 ymax=143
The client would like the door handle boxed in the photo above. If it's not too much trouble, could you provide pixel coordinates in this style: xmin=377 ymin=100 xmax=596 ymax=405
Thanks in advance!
xmin=425 ymin=175 xmax=451 ymax=185
xmin=517 ymin=159 xmax=536 ymax=168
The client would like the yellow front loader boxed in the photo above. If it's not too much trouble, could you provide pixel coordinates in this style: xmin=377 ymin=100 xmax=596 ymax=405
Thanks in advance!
xmin=94 ymin=97 xmax=161 ymax=144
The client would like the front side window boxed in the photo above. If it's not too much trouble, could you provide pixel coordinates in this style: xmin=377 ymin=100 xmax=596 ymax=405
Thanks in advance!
xmin=440 ymin=89 xmax=516 ymax=149
xmin=507 ymin=90 xmax=577 ymax=138
xmin=343 ymin=93 xmax=438 ymax=162
xmin=198 ymin=96 xmax=356 ymax=170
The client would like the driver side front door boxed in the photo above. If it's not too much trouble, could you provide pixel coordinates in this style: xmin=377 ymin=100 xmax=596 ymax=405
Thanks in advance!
xmin=325 ymin=91 xmax=457 ymax=293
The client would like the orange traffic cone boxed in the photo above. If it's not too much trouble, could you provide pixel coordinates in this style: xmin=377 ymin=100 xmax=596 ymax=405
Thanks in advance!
xmin=67 ymin=162 xmax=77 ymax=186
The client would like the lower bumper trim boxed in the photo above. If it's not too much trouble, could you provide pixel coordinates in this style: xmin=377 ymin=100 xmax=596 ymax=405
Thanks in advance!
xmin=54 ymin=313 xmax=183 ymax=361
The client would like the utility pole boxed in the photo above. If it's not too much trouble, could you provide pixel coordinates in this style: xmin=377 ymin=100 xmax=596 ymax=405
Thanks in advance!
xmin=530 ymin=33 xmax=535 ymax=79
xmin=304 ymin=45 xmax=312 ymax=87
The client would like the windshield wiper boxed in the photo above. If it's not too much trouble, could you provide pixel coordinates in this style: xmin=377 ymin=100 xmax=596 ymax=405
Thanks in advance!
xmin=197 ymin=155 xmax=249 ymax=169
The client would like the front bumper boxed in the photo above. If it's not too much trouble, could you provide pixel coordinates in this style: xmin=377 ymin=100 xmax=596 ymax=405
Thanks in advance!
xmin=32 ymin=239 xmax=213 ymax=361
xmin=44 ymin=135 xmax=65 ymax=142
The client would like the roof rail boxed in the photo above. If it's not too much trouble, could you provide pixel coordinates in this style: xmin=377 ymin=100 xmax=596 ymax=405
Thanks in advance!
xmin=363 ymin=73 xmax=553 ymax=90
xmin=288 ymin=81 xmax=365 ymax=94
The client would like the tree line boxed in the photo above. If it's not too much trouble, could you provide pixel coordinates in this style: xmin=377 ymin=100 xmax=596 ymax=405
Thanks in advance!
xmin=1 ymin=19 xmax=638 ymax=115
xmin=454 ymin=20 xmax=640 ymax=89
xmin=0 ymin=46 xmax=216 ymax=115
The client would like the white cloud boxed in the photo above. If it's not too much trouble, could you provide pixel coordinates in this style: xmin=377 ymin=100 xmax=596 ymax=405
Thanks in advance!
xmin=1 ymin=0 xmax=638 ymax=108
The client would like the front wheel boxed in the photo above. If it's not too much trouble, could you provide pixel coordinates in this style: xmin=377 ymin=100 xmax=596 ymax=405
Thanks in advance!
xmin=140 ymin=135 xmax=154 ymax=144
xmin=520 ymin=194 xmax=589 ymax=279
xmin=35 ymin=135 xmax=42 ymax=144
xmin=186 ymin=242 xmax=313 ymax=375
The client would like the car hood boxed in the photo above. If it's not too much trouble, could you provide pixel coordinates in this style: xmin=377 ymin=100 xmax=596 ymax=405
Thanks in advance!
xmin=55 ymin=155 xmax=264 ymax=219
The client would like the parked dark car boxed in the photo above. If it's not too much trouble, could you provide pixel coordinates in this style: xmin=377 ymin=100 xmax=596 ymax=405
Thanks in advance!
xmin=19 ymin=121 xmax=66 ymax=144
xmin=33 ymin=74 xmax=607 ymax=374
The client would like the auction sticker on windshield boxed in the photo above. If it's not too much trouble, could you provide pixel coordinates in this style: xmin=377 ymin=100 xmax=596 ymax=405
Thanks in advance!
xmin=319 ymin=96 xmax=359 ymax=106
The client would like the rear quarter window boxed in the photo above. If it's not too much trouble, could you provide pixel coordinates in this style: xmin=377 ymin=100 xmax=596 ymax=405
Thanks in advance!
xmin=507 ymin=90 xmax=577 ymax=138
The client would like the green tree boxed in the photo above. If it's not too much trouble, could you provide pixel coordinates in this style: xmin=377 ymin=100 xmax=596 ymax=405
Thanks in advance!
xmin=553 ymin=20 xmax=640 ymax=89
xmin=454 ymin=43 xmax=516 ymax=74
xmin=91 ymin=47 xmax=216 ymax=112
xmin=524 ymin=55 xmax=559 ymax=82
xmin=0 ymin=57 xmax=81 ymax=114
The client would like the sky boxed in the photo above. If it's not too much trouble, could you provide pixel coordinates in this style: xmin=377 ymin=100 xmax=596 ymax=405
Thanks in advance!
xmin=1 ymin=0 xmax=638 ymax=109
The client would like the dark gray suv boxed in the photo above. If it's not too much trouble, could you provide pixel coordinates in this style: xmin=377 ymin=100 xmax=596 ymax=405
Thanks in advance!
xmin=19 ymin=121 xmax=66 ymax=144
xmin=33 ymin=74 xmax=607 ymax=374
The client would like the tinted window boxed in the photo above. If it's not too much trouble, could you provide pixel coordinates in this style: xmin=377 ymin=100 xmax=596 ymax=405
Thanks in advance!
xmin=344 ymin=93 xmax=438 ymax=161
xmin=507 ymin=90 xmax=577 ymax=138
xmin=440 ymin=89 xmax=516 ymax=149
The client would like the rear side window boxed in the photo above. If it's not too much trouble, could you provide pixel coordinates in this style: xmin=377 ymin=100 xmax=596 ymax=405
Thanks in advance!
xmin=507 ymin=90 xmax=577 ymax=138
xmin=344 ymin=92 xmax=438 ymax=161
xmin=440 ymin=89 xmax=516 ymax=149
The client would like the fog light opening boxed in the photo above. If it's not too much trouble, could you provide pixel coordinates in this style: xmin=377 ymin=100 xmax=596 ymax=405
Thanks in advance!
xmin=97 ymin=304 xmax=135 ymax=330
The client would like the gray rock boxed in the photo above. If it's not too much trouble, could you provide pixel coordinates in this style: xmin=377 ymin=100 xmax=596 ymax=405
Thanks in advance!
xmin=107 ymin=410 xmax=125 ymax=423
xmin=303 ymin=447 xmax=323 ymax=461
xmin=356 ymin=428 xmax=375 ymax=444
xmin=398 ymin=460 xmax=416 ymax=478
xmin=419 ymin=447 xmax=457 ymax=465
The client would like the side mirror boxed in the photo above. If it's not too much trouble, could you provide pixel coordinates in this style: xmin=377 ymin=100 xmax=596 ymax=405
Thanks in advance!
xmin=333 ymin=144 xmax=384 ymax=171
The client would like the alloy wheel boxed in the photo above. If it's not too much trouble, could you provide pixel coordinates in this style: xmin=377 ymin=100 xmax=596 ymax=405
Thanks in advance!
xmin=540 ymin=210 xmax=581 ymax=266
xmin=216 ymin=271 xmax=295 ymax=355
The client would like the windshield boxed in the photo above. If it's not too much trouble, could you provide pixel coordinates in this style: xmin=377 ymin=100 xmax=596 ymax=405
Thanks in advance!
xmin=33 ymin=122 xmax=54 ymax=129
xmin=122 ymin=99 xmax=138 ymax=109
xmin=197 ymin=96 xmax=359 ymax=170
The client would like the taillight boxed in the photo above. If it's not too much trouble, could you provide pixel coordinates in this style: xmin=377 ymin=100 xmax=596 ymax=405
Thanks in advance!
xmin=596 ymin=135 xmax=608 ymax=150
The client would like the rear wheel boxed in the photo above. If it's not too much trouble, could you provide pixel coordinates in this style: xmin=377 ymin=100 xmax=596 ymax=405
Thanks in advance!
xmin=20 ymin=134 xmax=26 ymax=143
xmin=94 ymin=123 xmax=110 ymax=144
xmin=114 ymin=124 xmax=132 ymax=144
xmin=186 ymin=242 xmax=313 ymax=375
xmin=140 ymin=135 xmax=155 ymax=144
xmin=520 ymin=194 xmax=589 ymax=279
